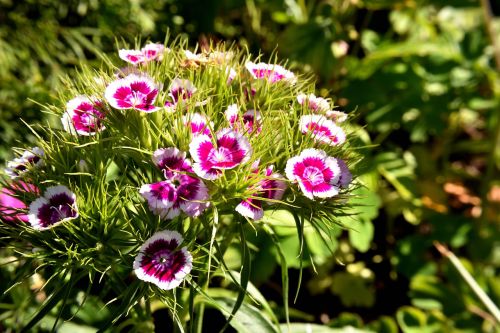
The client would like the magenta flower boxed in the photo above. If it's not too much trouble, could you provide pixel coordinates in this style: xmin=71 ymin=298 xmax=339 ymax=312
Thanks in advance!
xmin=183 ymin=113 xmax=212 ymax=137
xmin=225 ymin=105 xmax=262 ymax=134
xmin=285 ymin=149 xmax=341 ymax=200
xmin=189 ymin=128 xmax=252 ymax=180
xmin=28 ymin=185 xmax=78 ymax=230
xmin=299 ymin=115 xmax=346 ymax=146
xmin=0 ymin=182 xmax=39 ymax=223
xmin=105 ymin=74 xmax=159 ymax=112
xmin=5 ymin=147 xmax=44 ymax=179
xmin=235 ymin=165 xmax=287 ymax=220
xmin=133 ymin=230 xmax=192 ymax=290
xmin=119 ymin=49 xmax=145 ymax=65
xmin=61 ymin=96 xmax=106 ymax=136
xmin=245 ymin=61 xmax=296 ymax=84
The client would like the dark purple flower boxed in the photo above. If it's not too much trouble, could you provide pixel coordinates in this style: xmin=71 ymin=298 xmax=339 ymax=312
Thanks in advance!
xmin=133 ymin=230 xmax=192 ymax=290
xmin=28 ymin=185 xmax=78 ymax=230
xmin=5 ymin=147 xmax=44 ymax=179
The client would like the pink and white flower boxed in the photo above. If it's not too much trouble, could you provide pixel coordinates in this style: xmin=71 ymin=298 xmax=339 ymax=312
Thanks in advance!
xmin=245 ymin=61 xmax=296 ymax=84
xmin=225 ymin=67 xmax=237 ymax=85
xmin=224 ymin=104 xmax=262 ymax=134
xmin=297 ymin=93 xmax=331 ymax=113
xmin=299 ymin=115 xmax=346 ymax=146
xmin=133 ymin=230 xmax=192 ymax=290
xmin=105 ymin=74 xmax=159 ymax=112
xmin=28 ymin=185 xmax=78 ymax=230
xmin=183 ymin=113 xmax=212 ymax=137
xmin=235 ymin=165 xmax=287 ymax=220
xmin=5 ymin=147 xmax=44 ymax=179
xmin=285 ymin=149 xmax=341 ymax=200
xmin=189 ymin=129 xmax=252 ymax=180
xmin=119 ymin=43 xmax=167 ymax=65
xmin=164 ymin=78 xmax=197 ymax=111
xmin=139 ymin=175 xmax=209 ymax=219
xmin=0 ymin=182 xmax=39 ymax=223
xmin=61 ymin=96 xmax=106 ymax=136
xmin=325 ymin=110 xmax=348 ymax=123
xmin=141 ymin=43 xmax=166 ymax=61
xmin=119 ymin=49 xmax=145 ymax=65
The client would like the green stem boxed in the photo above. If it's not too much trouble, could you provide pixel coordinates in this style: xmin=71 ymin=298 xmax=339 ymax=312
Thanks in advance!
xmin=434 ymin=242 xmax=500 ymax=323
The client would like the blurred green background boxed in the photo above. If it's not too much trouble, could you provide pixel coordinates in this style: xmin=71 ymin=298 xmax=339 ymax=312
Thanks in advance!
xmin=1 ymin=0 xmax=499 ymax=332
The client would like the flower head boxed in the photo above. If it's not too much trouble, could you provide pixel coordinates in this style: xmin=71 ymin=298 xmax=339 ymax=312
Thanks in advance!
xmin=285 ymin=149 xmax=341 ymax=200
xmin=142 ymin=43 xmax=166 ymax=61
xmin=143 ymin=148 xmax=210 ymax=219
xmin=119 ymin=49 xmax=145 ymax=65
xmin=62 ymin=96 xmax=106 ymax=136
xmin=299 ymin=115 xmax=346 ymax=146
xmin=297 ymin=93 xmax=331 ymax=113
xmin=152 ymin=148 xmax=193 ymax=178
xmin=225 ymin=105 xmax=262 ymax=134
xmin=245 ymin=61 xmax=296 ymax=84
xmin=0 ymin=182 xmax=39 ymax=223
xmin=5 ymin=147 xmax=44 ymax=179
xmin=189 ymin=128 xmax=252 ymax=180
xmin=133 ymin=230 xmax=192 ymax=290
xmin=105 ymin=74 xmax=159 ymax=112
xmin=28 ymin=185 xmax=78 ymax=230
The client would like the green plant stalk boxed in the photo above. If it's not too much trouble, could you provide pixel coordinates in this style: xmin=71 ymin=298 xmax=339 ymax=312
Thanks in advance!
xmin=434 ymin=242 xmax=500 ymax=323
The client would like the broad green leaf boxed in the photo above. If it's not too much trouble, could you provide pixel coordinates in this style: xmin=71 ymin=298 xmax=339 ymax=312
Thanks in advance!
xmin=331 ymin=272 xmax=375 ymax=307
xmin=348 ymin=219 xmax=374 ymax=253
xmin=279 ymin=323 xmax=374 ymax=333
xmin=210 ymin=296 xmax=279 ymax=333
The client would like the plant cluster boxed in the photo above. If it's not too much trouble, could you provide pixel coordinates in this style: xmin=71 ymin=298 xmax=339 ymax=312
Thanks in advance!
xmin=0 ymin=38 xmax=359 ymax=331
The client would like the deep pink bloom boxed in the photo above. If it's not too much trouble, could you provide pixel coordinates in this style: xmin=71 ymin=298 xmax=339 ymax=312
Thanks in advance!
xmin=28 ymin=185 xmax=78 ymax=230
xmin=105 ymin=74 xmax=159 ymax=112
xmin=235 ymin=165 xmax=286 ymax=220
xmin=245 ymin=61 xmax=296 ymax=84
xmin=133 ymin=230 xmax=192 ymax=290
xmin=5 ymin=147 xmax=44 ymax=179
xmin=189 ymin=129 xmax=252 ymax=180
xmin=62 ymin=96 xmax=106 ymax=136
xmin=183 ymin=113 xmax=212 ymax=136
xmin=299 ymin=115 xmax=346 ymax=146
xmin=285 ymin=149 xmax=341 ymax=200
xmin=0 ymin=182 xmax=39 ymax=223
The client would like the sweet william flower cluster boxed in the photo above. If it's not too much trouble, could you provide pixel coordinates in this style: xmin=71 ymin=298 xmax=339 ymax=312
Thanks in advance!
xmin=1 ymin=39 xmax=356 ymax=320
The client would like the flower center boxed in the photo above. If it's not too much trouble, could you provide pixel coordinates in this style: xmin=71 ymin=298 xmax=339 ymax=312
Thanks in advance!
xmin=208 ymin=147 xmax=232 ymax=164
xmin=153 ymin=250 xmax=173 ymax=267
xmin=128 ymin=91 xmax=147 ymax=106
xmin=49 ymin=204 xmax=73 ymax=223
xmin=303 ymin=166 xmax=324 ymax=186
